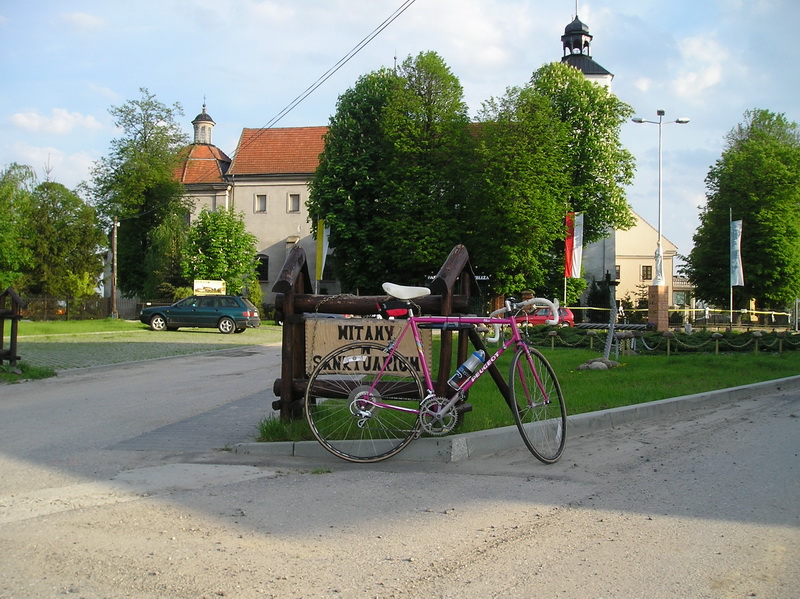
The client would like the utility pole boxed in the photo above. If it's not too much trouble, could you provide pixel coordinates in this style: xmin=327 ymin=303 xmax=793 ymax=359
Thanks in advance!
xmin=111 ymin=217 xmax=118 ymax=319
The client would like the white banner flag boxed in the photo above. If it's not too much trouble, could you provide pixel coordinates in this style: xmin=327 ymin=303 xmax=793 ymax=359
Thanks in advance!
xmin=730 ymin=220 xmax=744 ymax=287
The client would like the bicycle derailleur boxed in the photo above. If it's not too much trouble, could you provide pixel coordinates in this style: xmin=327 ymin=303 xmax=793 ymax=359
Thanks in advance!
xmin=419 ymin=397 xmax=458 ymax=436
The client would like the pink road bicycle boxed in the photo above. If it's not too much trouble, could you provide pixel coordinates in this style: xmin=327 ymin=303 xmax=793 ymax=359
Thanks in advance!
xmin=304 ymin=283 xmax=567 ymax=463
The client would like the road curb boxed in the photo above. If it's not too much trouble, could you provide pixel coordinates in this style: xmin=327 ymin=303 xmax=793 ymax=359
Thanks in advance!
xmin=233 ymin=374 xmax=800 ymax=462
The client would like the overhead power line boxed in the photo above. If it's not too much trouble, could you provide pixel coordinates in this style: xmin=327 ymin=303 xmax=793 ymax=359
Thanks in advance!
xmin=235 ymin=0 xmax=417 ymax=154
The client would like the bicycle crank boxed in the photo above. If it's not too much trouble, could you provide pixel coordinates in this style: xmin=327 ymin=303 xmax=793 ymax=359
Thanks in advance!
xmin=419 ymin=397 xmax=457 ymax=436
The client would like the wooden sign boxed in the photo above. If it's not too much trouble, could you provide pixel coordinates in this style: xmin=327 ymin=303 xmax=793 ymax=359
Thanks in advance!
xmin=305 ymin=318 xmax=432 ymax=376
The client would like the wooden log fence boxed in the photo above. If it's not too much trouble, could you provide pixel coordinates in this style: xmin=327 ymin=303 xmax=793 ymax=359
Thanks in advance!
xmin=270 ymin=244 xmax=482 ymax=421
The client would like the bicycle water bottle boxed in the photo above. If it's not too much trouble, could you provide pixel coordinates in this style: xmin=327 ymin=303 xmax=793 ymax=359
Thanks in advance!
xmin=447 ymin=350 xmax=485 ymax=389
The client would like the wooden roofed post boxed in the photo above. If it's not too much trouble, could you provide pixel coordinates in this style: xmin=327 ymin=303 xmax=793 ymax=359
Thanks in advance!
xmin=271 ymin=245 xmax=313 ymax=421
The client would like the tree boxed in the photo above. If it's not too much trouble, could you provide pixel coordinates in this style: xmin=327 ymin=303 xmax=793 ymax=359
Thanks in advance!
xmin=380 ymin=52 xmax=473 ymax=281
xmin=0 ymin=164 xmax=35 ymax=289
xmin=530 ymin=62 xmax=636 ymax=245
xmin=310 ymin=58 xmax=635 ymax=299
xmin=19 ymin=181 xmax=106 ymax=297
xmin=308 ymin=69 xmax=398 ymax=293
xmin=181 ymin=208 xmax=259 ymax=297
xmin=685 ymin=109 xmax=800 ymax=310
xmin=467 ymin=86 xmax=571 ymax=296
xmin=143 ymin=212 xmax=190 ymax=298
xmin=90 ymin=88 xmax=190 ymax=297
xmin=309 ymin=52 xmax=473 ymax=293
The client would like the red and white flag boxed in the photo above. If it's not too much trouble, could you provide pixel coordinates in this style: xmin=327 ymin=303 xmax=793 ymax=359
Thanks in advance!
xmin=565 ymin=212 xmax=583 ymax=278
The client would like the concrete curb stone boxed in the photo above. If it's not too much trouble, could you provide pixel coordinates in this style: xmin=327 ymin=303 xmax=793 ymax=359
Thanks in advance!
xmin=233 ymin=374 xmax=800 ymax=463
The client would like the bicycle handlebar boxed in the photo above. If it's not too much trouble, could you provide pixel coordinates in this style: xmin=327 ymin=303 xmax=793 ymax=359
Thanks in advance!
xmin=486 ymin=297 xmax=560 ymax=343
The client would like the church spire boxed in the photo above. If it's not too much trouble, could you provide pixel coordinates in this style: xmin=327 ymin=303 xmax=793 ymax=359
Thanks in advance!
xmin=560 ymin=13 xmax=613 ymax=87
xmin=191 ymin=102 xmax=216 ymax=145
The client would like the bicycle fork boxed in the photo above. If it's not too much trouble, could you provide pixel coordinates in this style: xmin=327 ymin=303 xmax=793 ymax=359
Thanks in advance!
xmin=515 ymin=345 xmax=550 ymax=409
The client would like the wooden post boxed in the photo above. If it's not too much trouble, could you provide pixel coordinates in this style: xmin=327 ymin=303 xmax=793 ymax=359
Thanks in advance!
xmin=0 ymin=288 xmax=27 ymax=367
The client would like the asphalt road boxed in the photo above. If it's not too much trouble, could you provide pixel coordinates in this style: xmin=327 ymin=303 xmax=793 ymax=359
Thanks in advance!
xmin=0 ymin=346 xmax=798 ymax=598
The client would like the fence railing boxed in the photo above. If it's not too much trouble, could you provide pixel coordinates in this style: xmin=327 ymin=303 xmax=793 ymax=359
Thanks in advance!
xmin=569 ymin=306 xmax=794 ymax=331
xmin=523 ymin=327 xmax=800 ymax=355
xmin=19 ymin=296 xmax=145 ymax=321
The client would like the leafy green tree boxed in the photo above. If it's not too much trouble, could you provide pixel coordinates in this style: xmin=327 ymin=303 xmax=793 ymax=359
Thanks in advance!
xmin=19 ymin=181 xmax=106 ymax=297
xmin=308 ymin=69 xmax=398 ymax=293
xmin=530 ymin=62 xmax=636 ymax=245
xmin=309 ymin=52 xmax=473 ymax=293
xmin=0 ymin=164 xmax=35 ymax=289
xmin=182 ymin=208 xmax=259 ymax=296
xmin=468 ymin=86 xmax=570 ymax=296
xmin=90 ymin=88 xmax=190 ymax=297
xmin=142 ymin=212 xmax=190 ymax=298
xmin=685 ymin=109 xmax=800 ymax=310
xmin=380 ymin=51 xmax=473 ymax=281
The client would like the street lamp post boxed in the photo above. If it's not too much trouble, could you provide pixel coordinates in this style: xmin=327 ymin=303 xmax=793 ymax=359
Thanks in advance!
xmin=632 ymin=109 xmax=690 ymax=286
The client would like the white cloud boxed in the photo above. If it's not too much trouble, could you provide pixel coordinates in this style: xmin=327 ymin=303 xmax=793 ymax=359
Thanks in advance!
xmin=6 ymin=141 xmax=96 ymax=189
xmin=634 ymin=78 xmax=652 ymax=93
xmin=86 ymin=82 xmax=122 ymax=103
xmin=671 ymin=36 xmax=727 ymax=100
xmin=60 ymin=12 xmax=104 ymax=31
xmin=10 ymin=109 xmax=103 ymax=135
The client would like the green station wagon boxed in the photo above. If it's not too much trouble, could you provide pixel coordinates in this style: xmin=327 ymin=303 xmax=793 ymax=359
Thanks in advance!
xmin=139 ymin=295 xmax=261 ymax=334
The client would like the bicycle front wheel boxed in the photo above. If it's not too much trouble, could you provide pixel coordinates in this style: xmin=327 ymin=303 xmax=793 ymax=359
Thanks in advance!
xmin=304 ymin=342 xmax=424 ymax=463
xmin=508 ymin=346 xmax=567 ymax=463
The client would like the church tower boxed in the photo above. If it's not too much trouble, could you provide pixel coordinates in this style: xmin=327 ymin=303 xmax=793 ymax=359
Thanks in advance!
xmin=192 ymin=103 xmax=216 ymax=145
xmin=561 ymin=15 xmax=613 ymax=87
xmin=175 ymin=103 xmax=232 ymax=213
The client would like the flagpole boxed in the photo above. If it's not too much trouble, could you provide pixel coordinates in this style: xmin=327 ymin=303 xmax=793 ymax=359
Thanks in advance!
xmin=564 ymin=207 xmax=569 ymax=305
xmin=730 ymin=208 xmax=733 ymax=326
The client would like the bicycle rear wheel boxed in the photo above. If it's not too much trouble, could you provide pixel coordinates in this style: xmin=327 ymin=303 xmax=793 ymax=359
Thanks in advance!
xmin=508 ymin=346 xmax=567 ymax=463
xmin=304 ymin=342 xmax=424 ymax=463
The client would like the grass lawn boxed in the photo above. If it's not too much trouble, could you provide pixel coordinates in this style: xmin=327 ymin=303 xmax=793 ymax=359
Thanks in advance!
xmin=2 ymin=318 xmax=282 ymax=382
xmin=257 ymin=345 xmax=800 ymax=441
xmin=16 ymin=318 xmax=145 ymax=336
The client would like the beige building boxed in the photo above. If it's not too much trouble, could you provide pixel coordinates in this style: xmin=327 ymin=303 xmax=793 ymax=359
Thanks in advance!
xmin=176 ymin=110 xmax=332 ymax=306
xmin=582 ymin=211 xmax=683 ymax=304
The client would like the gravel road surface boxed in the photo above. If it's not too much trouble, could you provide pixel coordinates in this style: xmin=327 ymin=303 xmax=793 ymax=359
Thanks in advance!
xmin=0 ymin=343 xmax=797 ymax=598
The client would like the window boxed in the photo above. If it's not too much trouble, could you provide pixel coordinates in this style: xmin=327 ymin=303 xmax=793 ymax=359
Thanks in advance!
xmin=255 ymin=194 xmax=267 ymax=213
xmin=256 ymin=254 xmax=269 ymax=282
xmin=288 ymin=193 xmax=301 ymax=213
xmin=615 ymin=265 xmax=621 ymax=280
xmin=642 ymin=265 xmax=653 ymax=281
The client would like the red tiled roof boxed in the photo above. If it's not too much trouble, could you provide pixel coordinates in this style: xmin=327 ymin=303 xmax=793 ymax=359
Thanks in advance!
xmin=174 ymin=144 xmax=231 ymax=184
xmin=228 ymin=126 xmax=328 ymax=176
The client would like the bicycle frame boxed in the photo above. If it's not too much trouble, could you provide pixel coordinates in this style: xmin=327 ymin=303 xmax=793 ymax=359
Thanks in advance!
xmin=358 ymin=299 xmax=555 ymax=418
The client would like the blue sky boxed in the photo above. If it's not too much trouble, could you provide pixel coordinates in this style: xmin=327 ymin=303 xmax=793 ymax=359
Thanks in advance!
xmin=1 ymin=0 xmax=797 ymax=264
